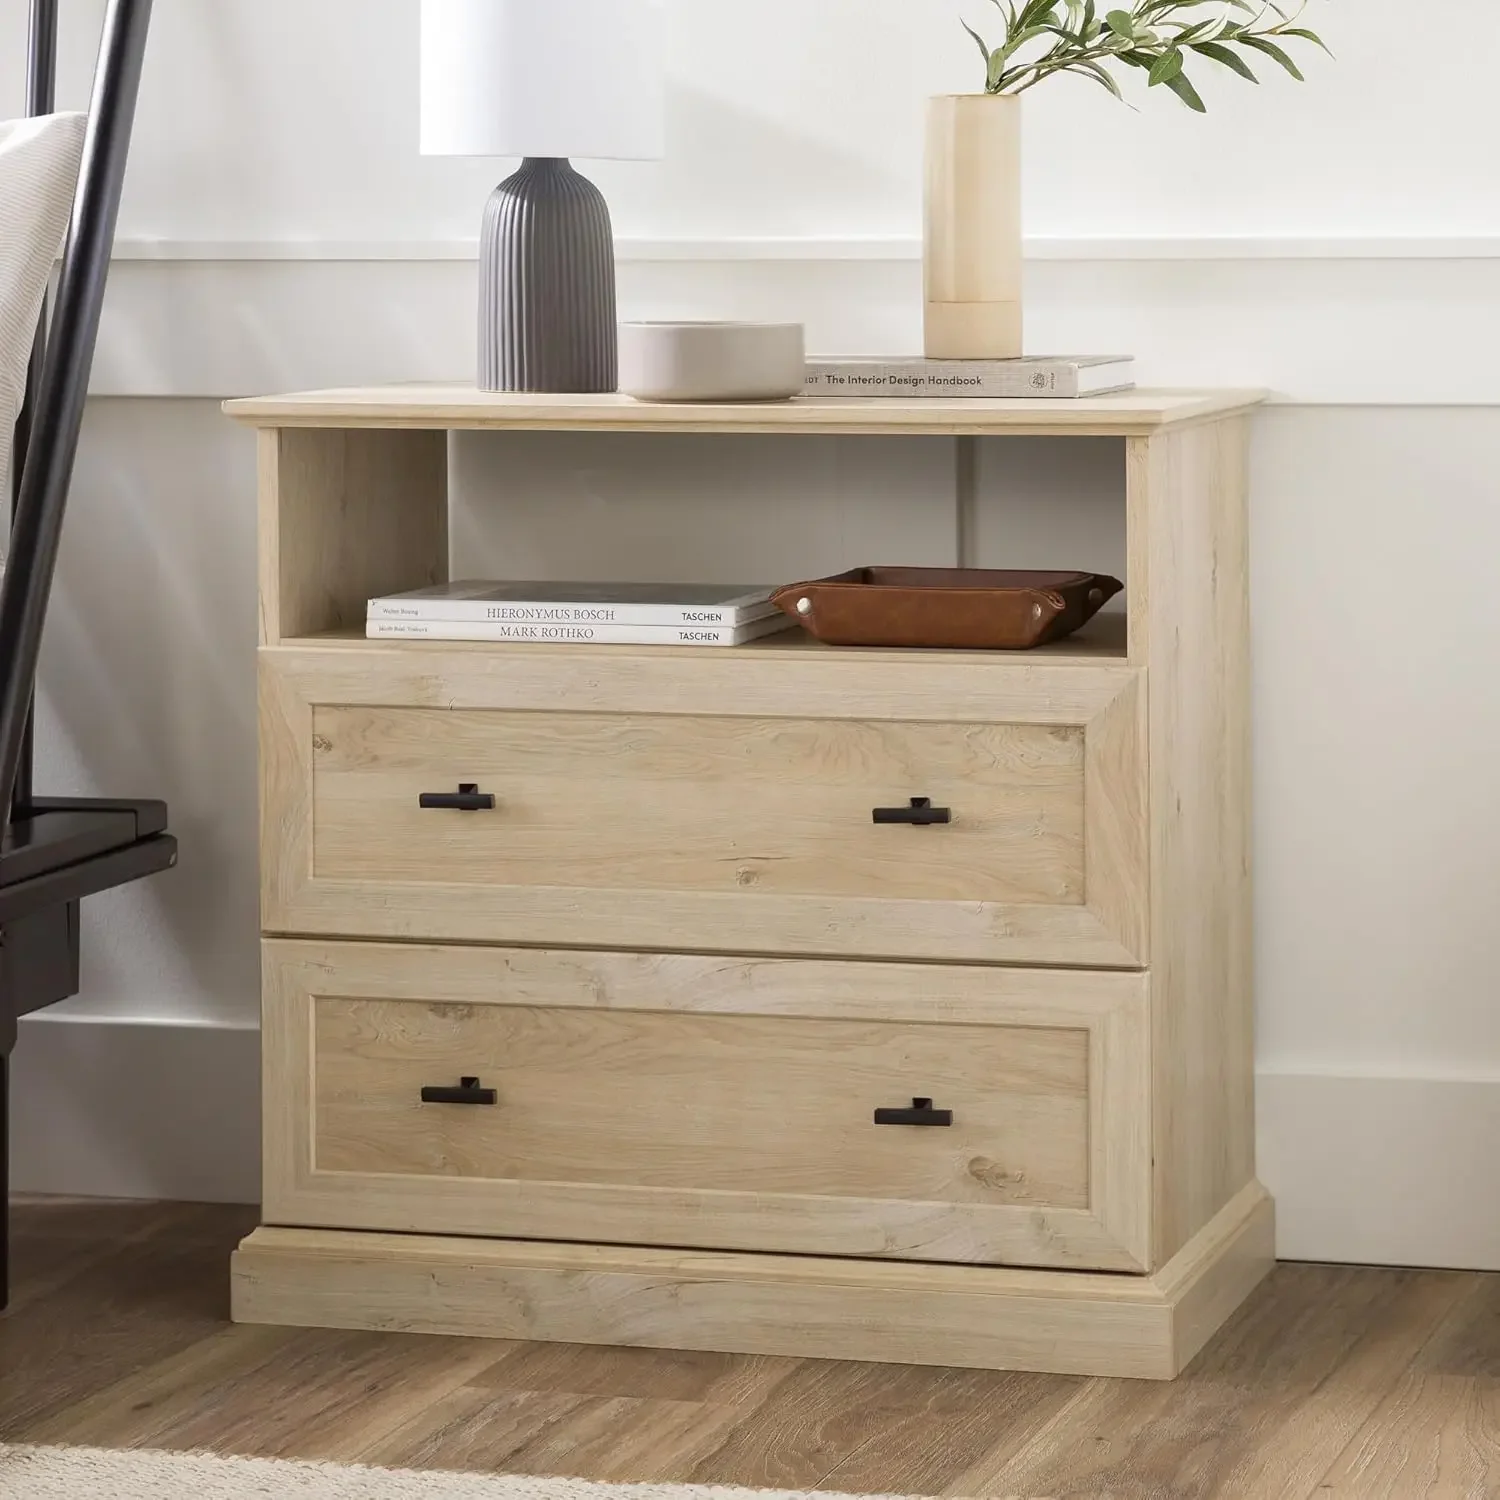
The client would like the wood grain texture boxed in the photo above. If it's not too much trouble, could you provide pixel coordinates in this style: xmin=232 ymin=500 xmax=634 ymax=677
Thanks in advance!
xmin=230 ymin=1184 xmax=1268 ymax=1380
xmin=258 ymin=426 xmax=447 ymax=643
xmin=262 ymin=652 xmax=1147 ymax=967
xmin=1083 ymin=672 xmax=1150 ymax=963
xmin=26 ymin=1324 xmax=508 ymax=1463
xmin=315 ymin=1003 xmax=1091 ymax=1206
xmin=14 ymin=1198 xmax=1493 ymax=1498
xmin=354 ymin=1345 xmax=800 ymax=1480
xmin=355 ymin=1386 xmax=756 ymax=1482
xmin=3 ymin=1197 xmax=187 ymax=1316
xmin=972 ymin=1261 xmax=1476 ymax=1500
xmin=312 ymin=706 xmax=1087 ymax=906
xmin=245 ymin=397 xmax=1268 ymax=1380
xmin=232 ymin=1225 xmax=1176 ymax=1378
xmin=1131 ymin=417 xmax=1260 ymax=1266
xmin=266 ymin=637 xmax=1136 ymax=725
xmin=676 ymin=1361 xmax=1029 ymax=1491
xmin=264 ymin=940 xmax=1151 ymax=1271
xmin=1317 ymin=1274 xmax=1500 ymax=1497
xmin=0 ymin=1202 xmax=259 ymax=1433
xmin=925 ymin=94 xmax=1023 ymax=359
xmin=817 ymin=1368 xmax=1084 ymax=1498
xmin=224 ymin=386 xmax=1268 ymax=435
xmin=264 ymin=935 xmax=1150 ymax=1024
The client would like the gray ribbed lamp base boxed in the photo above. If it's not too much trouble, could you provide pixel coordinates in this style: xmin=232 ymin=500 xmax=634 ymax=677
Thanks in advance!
xmin=479 ymin=158 xmax=618 ymax=394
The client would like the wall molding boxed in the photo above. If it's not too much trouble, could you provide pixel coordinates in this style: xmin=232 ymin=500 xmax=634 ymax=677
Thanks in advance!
xmin=12 ymin=1013 xmax=1500 ymax=1271
xmin=108 ymin=235 xmax=1500 ymax=265
xmin=10 ymin=1014 xmax=261 ymax=1206
xmin=1258 ymin=1072 xmax=1500 ymax=1272
xmin=89 ymin=246 xmax=1500 ymax=404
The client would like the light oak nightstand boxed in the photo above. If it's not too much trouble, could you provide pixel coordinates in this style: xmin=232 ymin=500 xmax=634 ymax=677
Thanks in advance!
xmin=225 ymin=386 xmax=1270 ymax=1379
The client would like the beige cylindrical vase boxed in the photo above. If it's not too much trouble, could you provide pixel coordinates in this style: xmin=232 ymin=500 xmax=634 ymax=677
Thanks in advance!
xmin=924 ymin=94 xmax=1022 ymax=359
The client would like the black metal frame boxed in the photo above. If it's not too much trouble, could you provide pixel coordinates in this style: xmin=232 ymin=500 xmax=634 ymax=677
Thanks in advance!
xmin=2 ymin=0 xmax=175 ymax=1310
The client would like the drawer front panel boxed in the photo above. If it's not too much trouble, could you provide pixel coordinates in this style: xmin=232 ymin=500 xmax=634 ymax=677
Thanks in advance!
xmin=263 ymin=651 xmax=1147 ymax=967
xmin=316 ymin=1002 xmax=1090 ymax=1208
xmin=265 ymin=940 xmax=1153 ymax=1271
xmin=313 ymin=706 xmax=1084 ymax=907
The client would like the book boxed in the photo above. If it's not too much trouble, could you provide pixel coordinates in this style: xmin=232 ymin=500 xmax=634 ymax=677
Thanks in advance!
xmin=366 ymin=613 xmax=797 ymax=647
xmin=368 ymin=580 xmax=781 ymax=628
xmin=802 ymin=355 xmax=1135 ymax=399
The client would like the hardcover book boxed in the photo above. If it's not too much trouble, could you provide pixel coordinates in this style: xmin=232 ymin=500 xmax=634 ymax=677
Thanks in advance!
xmin=802 ymin=355 xmax=1135 ymax=399
xmin=369 ymin=580 xmax=781 ymax=628
xmin=366 ymin=614 xmax=796 ymax=647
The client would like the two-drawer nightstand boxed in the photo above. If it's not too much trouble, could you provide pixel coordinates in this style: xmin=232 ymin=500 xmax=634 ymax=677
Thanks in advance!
xmin=225 ymin=386 xmax=1271 ymax=1380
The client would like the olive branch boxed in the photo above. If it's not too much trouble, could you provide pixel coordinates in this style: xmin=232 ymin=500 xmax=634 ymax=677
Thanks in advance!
xmin=962 ymin=0 xmax=1329 ymax=111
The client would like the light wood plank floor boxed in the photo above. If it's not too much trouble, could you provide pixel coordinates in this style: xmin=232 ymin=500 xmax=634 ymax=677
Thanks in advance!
xmin=3 ymin=1197 xmax=1498 ymax=1498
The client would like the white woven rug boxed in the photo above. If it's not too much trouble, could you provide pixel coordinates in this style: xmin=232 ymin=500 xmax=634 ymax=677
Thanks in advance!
xmin=0 ymin=1446 xmax=992 ymax=1500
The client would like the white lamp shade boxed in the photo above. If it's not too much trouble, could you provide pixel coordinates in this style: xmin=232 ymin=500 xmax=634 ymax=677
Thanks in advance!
xmin=420 ymin=0 xmax=665 ymax=161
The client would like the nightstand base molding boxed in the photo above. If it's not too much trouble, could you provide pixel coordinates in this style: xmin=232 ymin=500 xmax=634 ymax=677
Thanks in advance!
xmin=232 ymin=1182 xmax=1273 ymax=1381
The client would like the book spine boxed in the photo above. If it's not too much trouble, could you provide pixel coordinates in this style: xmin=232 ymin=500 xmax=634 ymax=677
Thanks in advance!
xmin=367 ymin=601 xmax=775 ymax=627
xmin=802 ymin=363 xmax=1119 ymax=398
xmin=366 ymin=619 xmax=788 ymax=646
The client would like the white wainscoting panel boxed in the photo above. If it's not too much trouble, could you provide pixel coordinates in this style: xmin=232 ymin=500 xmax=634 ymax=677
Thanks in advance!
xmin=88 ymin=245 xmax=1500 ymax=405
xmin=1259 ymin=1072 xmax=1500 ymax=1271
xmin=10 ymin=1016 xmax=261 ymax=1206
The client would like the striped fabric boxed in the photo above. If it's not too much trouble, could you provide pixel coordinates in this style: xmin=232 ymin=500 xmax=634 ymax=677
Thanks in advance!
xmin=0 ymin=112 xmax=86 ymax=518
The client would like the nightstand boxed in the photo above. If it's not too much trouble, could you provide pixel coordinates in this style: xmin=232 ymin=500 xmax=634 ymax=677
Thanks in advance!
xmin=226 ymin=386 xmax=1270 ymax=1379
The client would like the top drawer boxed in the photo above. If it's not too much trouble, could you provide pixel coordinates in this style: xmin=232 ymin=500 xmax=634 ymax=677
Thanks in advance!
xmin=261 ymin=645 xmax=1146 ymax=966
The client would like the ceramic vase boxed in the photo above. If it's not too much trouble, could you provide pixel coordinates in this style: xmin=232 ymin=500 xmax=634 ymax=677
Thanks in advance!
xmin=479 ymin=158 xmax=617 ymax=394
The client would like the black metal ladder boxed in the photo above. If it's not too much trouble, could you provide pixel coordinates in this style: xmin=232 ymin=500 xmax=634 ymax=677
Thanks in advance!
xmin=1 ymin=0 xmax=177 ymax=1309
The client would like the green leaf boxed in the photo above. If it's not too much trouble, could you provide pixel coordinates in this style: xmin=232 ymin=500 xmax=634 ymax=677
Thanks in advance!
xmin=961 ymin=17 xmax=993 ymax=68
xmin=1278 ymin=25 xmax=1332 ymax=54
xmin=997 ymin=22 xmax=1054 ymax=62
xmin=1016 ymin=0 xmax=1059 ymax=28
xmin=1104 ymin=9 xmax=1136 ymax=40
xmin=1164 ymin=67 xmax=1207 ymax=109
xmin=1239 ymin=32 xmax=1304 ymax=79
xmin=1148 ymin=48 xmax=1184 ymax=85
xmin=1068 ymin=56 xmax=1126 ymax=97
xmin=1192 ymin=39 xmax=1258 ymax=80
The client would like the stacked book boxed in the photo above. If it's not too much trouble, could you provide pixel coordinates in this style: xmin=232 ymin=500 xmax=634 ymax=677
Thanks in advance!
xmin=367 ymin=581 xmax=797 ymax=647
xmin=802 ymin=354 xmax=1135 ymax=399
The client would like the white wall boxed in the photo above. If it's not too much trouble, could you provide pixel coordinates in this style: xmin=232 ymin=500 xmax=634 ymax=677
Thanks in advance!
xmin=6 ymin=0 xmax=1500 ymax=1269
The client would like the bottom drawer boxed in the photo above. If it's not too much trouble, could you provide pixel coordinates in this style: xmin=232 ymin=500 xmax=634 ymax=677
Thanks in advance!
xmin=264 ymin=940 xmax=1151 ymax=1271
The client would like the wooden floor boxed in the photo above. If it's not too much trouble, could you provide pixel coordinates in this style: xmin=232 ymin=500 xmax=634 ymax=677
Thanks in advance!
xmin=3 ymin=1199 xmax=1498 ymax=1498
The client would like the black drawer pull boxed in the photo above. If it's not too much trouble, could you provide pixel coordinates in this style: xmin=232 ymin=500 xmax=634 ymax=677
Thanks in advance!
xmin=872 ymin=797 xmax=951 ymax=826
xmin=419 ymin=783 xmax=495 ymax=812
xmin=874 ymin=1096 xmax=953 ymax=1127
xmin=420 ymin=1076 xmax=497 ymax=1106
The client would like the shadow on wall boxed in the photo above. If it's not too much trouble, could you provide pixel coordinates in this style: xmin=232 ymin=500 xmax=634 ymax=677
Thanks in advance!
xmin=10 ymin=1013 xmax=261 ymax=1202
xmin=33 ymin=398 xmax=260 ymax=1026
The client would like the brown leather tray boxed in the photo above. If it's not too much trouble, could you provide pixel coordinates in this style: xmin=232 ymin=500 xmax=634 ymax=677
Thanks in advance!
xmin=771 ymin=567 xmax=1124 ymax=650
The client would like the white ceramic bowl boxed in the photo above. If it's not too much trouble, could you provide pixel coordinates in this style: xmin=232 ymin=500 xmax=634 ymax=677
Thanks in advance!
xmin=619 ymin=321 xmax=806 ymax=403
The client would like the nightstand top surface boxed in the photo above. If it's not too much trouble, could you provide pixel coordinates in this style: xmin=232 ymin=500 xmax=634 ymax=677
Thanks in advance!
xmin=224 ymin=384 xmax=1266 ymax=436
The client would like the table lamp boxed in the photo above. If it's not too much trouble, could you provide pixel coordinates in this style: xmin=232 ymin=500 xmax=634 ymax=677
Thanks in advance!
xmin=420 ymin=0 xmax=665 ymax=394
